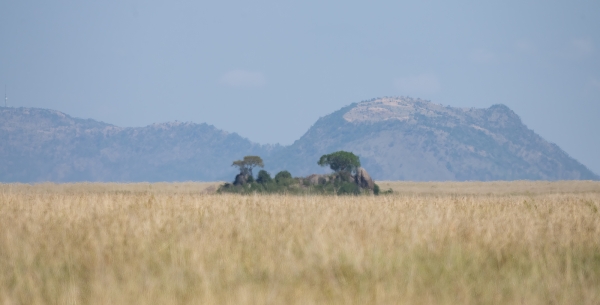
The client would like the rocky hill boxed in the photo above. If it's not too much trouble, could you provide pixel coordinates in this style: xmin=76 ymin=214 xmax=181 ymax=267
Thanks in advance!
xmin=0 ymin=107 xmax=277 ymax=182
xmin=0 ymin=97 xmax=597 ymax=182
xmin=266 ymin=97 xmax=598 ymax=181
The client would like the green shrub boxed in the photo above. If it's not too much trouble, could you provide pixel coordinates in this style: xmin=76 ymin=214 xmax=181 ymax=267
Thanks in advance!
xmin=337 ymin=182 xmax=360 ymax=195
xmin=274 ymin=171 xmax=294 ymax=187
xmin=218 ymin=167 xmax=383 ymax=196
xmin=256 ymin=170 xmax=272 ymax=184
xmin=274 ymin=170 xmax=292 ymax=182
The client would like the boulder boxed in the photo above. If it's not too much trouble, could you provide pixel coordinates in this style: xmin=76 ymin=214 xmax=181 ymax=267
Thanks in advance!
xmin=354 ymin=167 xmax=375 ymax=190
xmin=306 ymin=174 xmax=320 ymax=185
xmin=306 ymin=174 xmax=329 ymax=185
xmin=233 ymin=173 xmax=248 ymax=186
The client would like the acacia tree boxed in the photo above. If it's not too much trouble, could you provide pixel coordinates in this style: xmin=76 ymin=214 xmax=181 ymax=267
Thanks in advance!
xmin=317 ymin=151 xmax=361 ymax=174
xmin=232 ymin=156 xmax=264 ymax=177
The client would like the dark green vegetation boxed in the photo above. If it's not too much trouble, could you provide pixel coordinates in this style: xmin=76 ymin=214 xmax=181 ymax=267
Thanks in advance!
xmin=318 ymin=151 xmax=361 ymax=174
xmin=218 ymin=152 xmax=386 ymax=195
xmin=232 ymin=156 xmax=264 ymax=176
xmin=219 ymin=170 xmax=368 ymax=195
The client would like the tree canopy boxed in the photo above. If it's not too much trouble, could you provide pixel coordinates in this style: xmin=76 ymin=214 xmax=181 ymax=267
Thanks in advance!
xmin=232 ymin=156 xmax=264 ymax=176
xmin=220 ymin=152 xmax=387 ymax=195
xmin=274 ymin=170 xmax=292 ymax=182
xmin=256 ymin=170 xmax=272 ymax=184
xmin=317 ymin=151 xmax=361 ymax=174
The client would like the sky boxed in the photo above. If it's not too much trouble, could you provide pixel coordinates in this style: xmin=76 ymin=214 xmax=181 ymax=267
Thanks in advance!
xmin=1 ymin=0 xmax=599 ymax=175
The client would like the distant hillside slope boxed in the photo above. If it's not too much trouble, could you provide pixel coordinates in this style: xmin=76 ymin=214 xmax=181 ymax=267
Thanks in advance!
xmin=0 ymin=107 xmax=277 ymax=182
xmin=1 ymin=98 xmax=597 ymax=182
xmin=267 ymin=97 xmax=598 ymax=181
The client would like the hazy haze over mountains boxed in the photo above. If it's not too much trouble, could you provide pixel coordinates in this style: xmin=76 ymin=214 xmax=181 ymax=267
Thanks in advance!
xmin=268 ymin=97 xmax=598 ymax=181
xmin=1 ymin=98 xmax=597 ymax=182
xmin=1 ymin=1 xmax=599 ymax=176
xmin=0 ymin=107 xmax=275 ymax=182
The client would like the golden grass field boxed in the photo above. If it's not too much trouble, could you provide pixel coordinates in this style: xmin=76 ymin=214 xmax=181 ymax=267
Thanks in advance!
xmin=1 ymin=181 xmax=599 ymax=304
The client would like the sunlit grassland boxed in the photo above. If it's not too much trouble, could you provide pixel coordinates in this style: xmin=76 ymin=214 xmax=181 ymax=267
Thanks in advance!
xmin=1 ymin=181 xmax=599 ymax=304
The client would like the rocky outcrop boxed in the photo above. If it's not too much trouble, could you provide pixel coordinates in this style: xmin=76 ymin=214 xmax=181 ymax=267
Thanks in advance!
xmin=233 ymin=173 xmax=248 ymax=185
xmin=0 ymin=107 xmax=277 ymax=182
xmin=305 ymin=174 xmax=330 ymax=185
xmin=354 ymin=167 xmax=375 ymax=190
xmin=267 ymin=97 xmax=599 ymax=181
xmin=305 ymin=174 xmax=320 ymax=185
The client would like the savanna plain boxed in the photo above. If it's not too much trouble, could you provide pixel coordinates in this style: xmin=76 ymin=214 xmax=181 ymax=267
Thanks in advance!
xmin=1 ymin=181 xmax=599 ymax=304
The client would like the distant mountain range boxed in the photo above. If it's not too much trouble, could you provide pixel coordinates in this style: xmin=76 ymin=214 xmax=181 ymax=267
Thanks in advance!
xmin=1 ymin=97 xmax=597 ymax=182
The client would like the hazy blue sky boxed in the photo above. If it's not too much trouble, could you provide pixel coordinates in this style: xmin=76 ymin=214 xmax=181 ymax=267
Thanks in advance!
xmin=1 ymin=0 xmax=599 ymax=174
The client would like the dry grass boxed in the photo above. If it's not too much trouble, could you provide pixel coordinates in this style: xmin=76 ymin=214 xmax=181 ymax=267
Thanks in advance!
xmin=1 ymin=181 xmax=599 ymax=304
xmin=377 ymin=180 xmax=600 ymax=195
xmin=0 ymin=181 xmax=222 ymax=195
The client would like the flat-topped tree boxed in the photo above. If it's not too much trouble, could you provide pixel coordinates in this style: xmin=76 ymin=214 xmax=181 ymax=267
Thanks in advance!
xmin=232 ymin=156 xmax=264 ymax=177
xmin=318 ymin=151 xmax=361 ymax=175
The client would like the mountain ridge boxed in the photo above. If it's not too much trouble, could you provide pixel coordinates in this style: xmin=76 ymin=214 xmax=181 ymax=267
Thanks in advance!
xmin=1 ymin=98 xmax=597 ymax=182
xmin=0 ymin=107 xmax=278 ymax=182
xmin=267 ymin=97 xmax=597 ymax=181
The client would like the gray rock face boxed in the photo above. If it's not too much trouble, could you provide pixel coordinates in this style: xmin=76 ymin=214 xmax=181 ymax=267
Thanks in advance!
xmin=233 ymin=173 xmax=248 ymax=186
xmin=305 ymin=174 xmax=321 ymax=185
xmin=305 ymin=174 xmax=330 ymax=185
xmin=354 ymin=167 xmax=375 ymax=190
xmin=266 ymin=97 xmax=598 ymax=181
